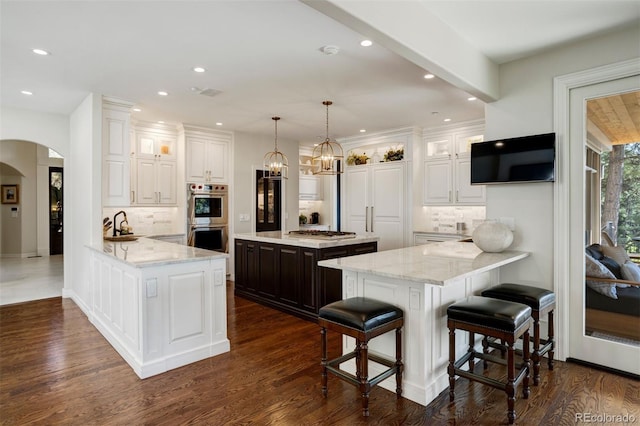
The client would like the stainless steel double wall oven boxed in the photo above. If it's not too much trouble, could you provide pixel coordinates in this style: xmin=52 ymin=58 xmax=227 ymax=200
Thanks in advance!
xmin=187 ymin=183 xmax=228 ymax=253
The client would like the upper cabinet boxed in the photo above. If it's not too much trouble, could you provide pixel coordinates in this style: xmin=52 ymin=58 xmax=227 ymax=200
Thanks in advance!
xmin=184 ymin=125 xmax=231 ymax=183
xmin=102 ymin=97 xmax=134 ymax=207
xmin=423 ymin=122 xmax=486 ymax=205
xmin=135 ymin=131 xmax=176 ymax=160
xmin=131 ymin=122 xmax=178 ymax=206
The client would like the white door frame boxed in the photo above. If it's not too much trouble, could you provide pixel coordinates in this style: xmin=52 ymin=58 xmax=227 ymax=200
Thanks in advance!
xmin=553 ymin=58 xmax=640 ymax=366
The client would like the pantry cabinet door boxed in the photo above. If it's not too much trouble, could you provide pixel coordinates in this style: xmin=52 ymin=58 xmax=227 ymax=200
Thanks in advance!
xmin=371 ymin=163 xmax=404 ymax=251
xmin=345 ymin=167 xmax=369 ymax=234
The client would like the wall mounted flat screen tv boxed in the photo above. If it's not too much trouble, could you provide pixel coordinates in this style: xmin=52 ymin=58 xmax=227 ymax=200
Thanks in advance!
xmin=470 ymin=132 xmax=556 ymax=184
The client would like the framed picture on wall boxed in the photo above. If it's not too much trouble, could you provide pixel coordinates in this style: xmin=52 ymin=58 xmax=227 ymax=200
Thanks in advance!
xmin=1 ymin=185 xmax=19 ymax=204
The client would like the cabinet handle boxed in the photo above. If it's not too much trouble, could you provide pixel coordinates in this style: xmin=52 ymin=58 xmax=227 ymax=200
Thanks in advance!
xmin=456 ymin=190 xmax=459 ymax=202
xmin=158 ymin=192 xmax=161 ymax=203
xmin=131 ymin=190 xmax=135 ymax=203
xmin=449 ymin=190 xmax=452 ymax=203
xmin=371 ymin=206 xmax=374 ymax=232
xmin=365 ymin=206 xmax=369 ymax=232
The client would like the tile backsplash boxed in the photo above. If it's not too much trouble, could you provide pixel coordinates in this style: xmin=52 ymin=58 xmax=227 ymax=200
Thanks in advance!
xmin=416 ymin=206 xmax=486 ymax=234
xmin=102 ymin=207 xmax=183 ymax=236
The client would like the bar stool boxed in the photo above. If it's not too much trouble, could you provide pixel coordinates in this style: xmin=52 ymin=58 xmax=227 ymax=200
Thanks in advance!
xmin=448 ymin=296 xmax=532 ymax=425
xmin=318 ymin=297 xmax=404 ymax=417
xmin=481 ymin=283 xmax=555 ymax=385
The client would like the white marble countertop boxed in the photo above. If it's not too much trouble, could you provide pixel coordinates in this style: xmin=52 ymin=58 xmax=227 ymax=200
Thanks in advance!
xmin=318 ymin=241 xmax=528 ymax=286
xmin=234 ymin=231 xmax=379 ymax=249
xmin=88 ymin=237 xmax=227 ymax=268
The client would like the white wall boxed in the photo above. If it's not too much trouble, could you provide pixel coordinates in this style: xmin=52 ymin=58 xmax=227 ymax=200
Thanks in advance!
xmin=0 ymin=108 xmax=70 ymax=157
xmin=232 ymin=131 xmax=299 ymax=234
xmin=484 ymin=25 xmax=640 ymax=289
xmin=65 ymin=93 xmax=102 ymax=313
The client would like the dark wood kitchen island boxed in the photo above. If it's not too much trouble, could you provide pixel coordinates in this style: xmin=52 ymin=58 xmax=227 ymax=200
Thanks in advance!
xmin=234 ymin=231 xmax=378 ymax=321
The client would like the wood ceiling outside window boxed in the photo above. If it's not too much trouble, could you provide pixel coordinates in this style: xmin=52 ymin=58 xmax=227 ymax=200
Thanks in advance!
xmin=587 ymin=91 xmax=640 ymax=145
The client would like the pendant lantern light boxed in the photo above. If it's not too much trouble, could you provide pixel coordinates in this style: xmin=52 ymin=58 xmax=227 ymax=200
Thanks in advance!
xmin=263 ymin=116 xmax=288 ymax=180
xmin=312 ymin=101 xmax=344 ymax=175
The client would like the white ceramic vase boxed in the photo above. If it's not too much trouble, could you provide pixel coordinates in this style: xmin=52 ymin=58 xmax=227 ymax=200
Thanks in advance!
xmin=472 ymin=220 xmax=514 ymax=252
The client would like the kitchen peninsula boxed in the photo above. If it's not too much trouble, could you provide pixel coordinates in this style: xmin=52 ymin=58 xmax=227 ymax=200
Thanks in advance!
xmin=318 ymin=241 xmax=529 ymax=406
xmin=234 ymin=231 xmax=379 ymax=321
xmin=87 ymin=238 xmax=229 ymax=379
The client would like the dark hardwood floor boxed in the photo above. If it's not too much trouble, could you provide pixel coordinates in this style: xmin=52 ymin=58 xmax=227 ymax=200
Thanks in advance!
xmin=1 ymin=282 xmax=638 ymax=425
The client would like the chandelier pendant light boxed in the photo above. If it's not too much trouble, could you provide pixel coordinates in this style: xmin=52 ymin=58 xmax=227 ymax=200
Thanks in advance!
xmin=312 ymin=100 xmax=344 ymax=175
xmin=263 ymin=116 xmax=288 ymax=180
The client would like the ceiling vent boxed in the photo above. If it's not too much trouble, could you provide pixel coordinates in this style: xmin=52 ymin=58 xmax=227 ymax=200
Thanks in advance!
xmin=191 ymin=87 xmax=222 ymax=97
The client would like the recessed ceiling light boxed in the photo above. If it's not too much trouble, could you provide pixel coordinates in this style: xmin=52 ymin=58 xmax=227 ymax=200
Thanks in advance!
xmin=468 ymin=97 xmax=477 ymax=101
xmin=360 ymin=40 xmax=372 ymax=47
xmin=359 ymin=129 xmax=366 ymax=133
xmin=216 ymin=122 xmax=223 ymax=126
xmin=132 ymin=108 xmax=141 ymax=112
xmin=424 ymin=74 xmax=435 ymax=79
xmin=157 ymin=91 xmax=168 ymax=96
xmin=157 ymin=121 xmax=165 ymax=124
xmin=21 ymin=90 xmax=33 ymax=95
xmin=443 ymin=118 xmax=452 ymax=122
xmin=32 ymin=48 xmax=49 ymax=56
xmin=193 ymin=67 xmax=206 ymax=73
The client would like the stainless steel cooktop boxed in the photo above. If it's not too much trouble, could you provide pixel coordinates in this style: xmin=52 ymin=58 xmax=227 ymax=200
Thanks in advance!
xmin=288 ymin=230 xmax=357 ymax=240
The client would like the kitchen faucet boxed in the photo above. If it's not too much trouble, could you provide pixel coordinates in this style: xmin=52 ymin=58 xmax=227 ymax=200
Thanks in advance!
xmin=113 ymin=210 xmax=128 ymax=237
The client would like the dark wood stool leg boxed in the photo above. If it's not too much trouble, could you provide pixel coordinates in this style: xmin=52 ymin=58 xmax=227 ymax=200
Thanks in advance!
xmin=548 ymin=310 xmax=555 ymax=370
xmin=522 ymin=327 xmax=531 ymax=399
xmin=468 ymin=332 xmax=475 ymax=371
xmin=482 ymin=336 xmax=489 ymax=369
xmin=532 ymin=311 xmax=541 ymax=385
xmin=359 ymin=340 xmax=370 ymax=417
xmin=395 ymin=327 xmax=403 ymax=398
xmin=448 ymin=326 xmax=456 ymax=402
xmin=321 ymin=327 xmax=328 ymax=397
xmin=506 ymin=339 xmax=516 ymax=425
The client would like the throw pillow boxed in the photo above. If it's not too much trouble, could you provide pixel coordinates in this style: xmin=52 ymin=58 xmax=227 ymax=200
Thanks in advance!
xmin=601 ymin=245 xmax=631 ymax=266
xmin=585 ymin=244 xmax=605 ymax=260
xmin=585 ymin=253 xmax=618 ymax=299
xmin=621 ymin=261 xmax=640 ymax=282
xmin=598 ymin=255 xmax=623 ymax=278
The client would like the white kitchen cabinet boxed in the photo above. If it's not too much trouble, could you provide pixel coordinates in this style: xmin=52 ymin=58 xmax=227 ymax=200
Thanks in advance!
xmin=344 ymin=162 xmax=406 ymax=251
xmin=455 ymin=157 xmax=486 ymax=204
xmin=131 ymin=122 xmax=178 ymax=205
xmin=135 ymin=130 xmax=176 ymax=160
xmin=299 ymin=175 xmax=323 ymax=200
xmin=423 ymin=123 xmax=485 ymax=205
xmin=102 ymin=97 xmax=134 ymax=207
xmin=185 ymin=127 xmax=230 ymax=183
xmin=135 ymin=158 xmax=177 ymax=205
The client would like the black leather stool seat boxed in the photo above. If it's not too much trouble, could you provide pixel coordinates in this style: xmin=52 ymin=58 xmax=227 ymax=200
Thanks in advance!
xmin=482 ymin=283 xmax=555 ymax=311
xmin=319 ymin=297 xmax=404 ymax=417
xmin=447 ymin=296 xmax=532 ymax=332
xmin=481 ymin=283 xmax=556 ymax=386
xmin=319 ymin=297 xmax=404 ymax=331
xmin=447 ymin=296 xmax=532 ymax=425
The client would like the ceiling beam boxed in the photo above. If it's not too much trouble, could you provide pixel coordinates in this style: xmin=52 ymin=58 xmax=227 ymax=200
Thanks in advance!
xmin=302 ymin=0 xmax=500 ymax=102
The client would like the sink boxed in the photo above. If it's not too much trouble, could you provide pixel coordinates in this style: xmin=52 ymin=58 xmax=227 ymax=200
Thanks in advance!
xmin=104 ymin=235 xmax=140 ymax=242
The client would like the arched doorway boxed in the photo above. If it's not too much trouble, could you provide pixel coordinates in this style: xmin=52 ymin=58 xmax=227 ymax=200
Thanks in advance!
xmin=0 ymin=140 xmax=64 ymax=305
